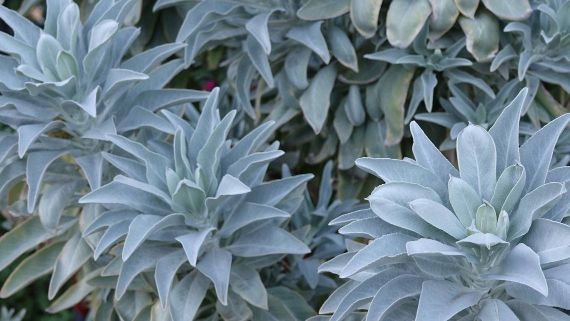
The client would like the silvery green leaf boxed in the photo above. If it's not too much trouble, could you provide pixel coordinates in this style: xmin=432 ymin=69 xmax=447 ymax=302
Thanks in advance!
xmin=0 ymin=241 xmax=64 ymax=298
xmin=17 ymin=121 xmax=62 ymax=158
xmin=48 ymin=233 xmax=91 ymax=299
xmin=103 ymin=68 xmax=148 ymax=96
xmin=245 ymin=10 xmax=279 ymax=55
xmin=116 ymin=245 xmax=169 ymax=299
xmin=220 ymin=202 xmax=289 ymax=237
xmin=75 ymin=152 xmax=104 ymax=190
xmin=507 ymin=264 xmax=570 ymax=310
xmin=386 ymin=0 xmax=431 ymax=48
xmin=217 ymin=292 xmax=252 ymax=321
xmin=490 ymin=45 xmax=517 ymax=72
xmin=246 ymin=36 xmax=274 ymax=88
xmin=227 ymin=226 xmax=310 ymax=257
xmin=484 ymin=244 xmax=548 ymax=295
xmin=350 ymin=0 xmax=383 ymax=38
xmin=284 ymin=47 xmax=312 ymax=90
xmin=169 ymin=272 xmax=210 ymax=321
xmin=230 ymin=264 xmax=268 ymax=309
xmin=446 ymin=69 xmax=495 ymax=98
xmin=448 ymin=176 xmax=481 ymax=227
xmin=340 ymin=233 xmax=415 ymax=277
xmin=477 ymin=299 xmax=519 ymax=321
xmin=339 ymin=126 xmax=365 ymax=169
xmin=122 ymin=214 xmax=186 ymax=260
xmin=334 ymin=106 xmax=354 ymax=144
xmin=26 ymin=150 xmax=68 ymax=213
xmin=266 ymin=287 xmax=315 ymax=321
xmin=489 ymin=89 xmax=527 ymax=175
xmin=197 ymin=247 xmax=232 ymax=305
xmin=481 ymin=0 xmax=531 ymax=20
xmin=356 ymin=158 xmax=447 ymax=198
xmin=474 ymin=202 xmax=497 ymax=234
xmin=287 ymin=22 xmax=331 ymax=64
xmin=366 ymin=274 xmax=423 ymax=321
xmin=410 ymin=121 xmax=458 ymax=179
xmin=135 ymin=89 xmax=209 ymax=112
xmin=509 ymin=182 xmax=565 ymax=240
xmin=45 ymin=269 xmax=97 ymax=313
xmin=339 ymin=217 xmax=398 ymax=239
xmin=415 ymin=280 xmax=483 ymax=321
xmin=457 ymin=124 xmax=497 ymax=200
xmin=523 ymin=219 xmax=570 ymax=265
xmin=428 ymin=0 xmax=459 ymax=40
xmin=459 ymin=11 xmax=499 ymax=62
xmin=297 ymin=0 xmax=350 ymax=20
xmin=509 ymin=302 xmax=570 ymax=321
xmin=121 ymin=43 xmax=185 ymax=73
xmin=345 ymin=86 xmax=366 ymax=126
xmin=94 ymin=220 xmax=130 ymax=260
xmin=88 ymin=19 xmax=119 ymax=51
xmin=420 ymin=69 xmax=437 ymax=112
xmin=409 ymin=198 xmax=467 ymax=239
xmin=154 ymin=250 xmax=187 ymax=308
xmin=176 ymin=1 xmax=238 ymax=42
xmin=407 ymin=238 xmax=467 ymax=256
xmin=454 ymin=0 xmax=478 ymax=18
xmin=329 ymin=26 xmax=358 ymax=72
xmin=176 ymin=228 xmax=215 ymax=267
xmin=319 ymin=252 xmax=356 ymax=275
xmin=490 ymin=164 xmax=526 ymax=214
xmin=377 ymin=65 xmax=415 ymax=145
xmin=38 ymin=182 xmax=79 ymax=231
xmin=520 ymin=114 xmax=570 ymax=192
xmin=299 ymin=65 xmax=337 ymax=134
xmin=329 ymin=271 xmax=401 ymax=321
xmin=0 ymin=5 xmax=40 ymax=45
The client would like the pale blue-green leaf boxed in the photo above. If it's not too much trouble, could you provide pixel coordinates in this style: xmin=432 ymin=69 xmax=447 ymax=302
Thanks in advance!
xmin=411 ymin=121 xmax=458 ymax=178
xmin=135 ymin=89 xmax=209 ymax=112
xmin=246 ymin=36 xmax=274 ymax=88
xmin=103 ymin=68 xmax=148 ymax=96
xmin=83 ymin=210 xmax=137 ymax=237
xmin=220 ymin=202 xmax=289 ymax=237
xmin=227 ymin=226 xmax=310 ymax=257
xmin=340 ymin=233 xmax=415 ymax=277
xmin=0 ymin=241 xmax=64 ymax=298
xmin=175 ymin=1 xmax=238 ymax=42
xmin=448 ymin=176 xmax=481 ymax=227
xmin=506 ymin=264 xmax=570 ymax=310
xmin=48 ymin=233 xmax=92 ymax=299
xmin=490 ymin=164 xmax=526 ymax=214
xmin=299 ymin=65 xmax=337 ymax=134
xmin=520 ymin=113 xmax=570 ymax=192
xmin=319 ymin=281 xmax=359 ymax=314
xmin=338 ymin=217 xmax=400 ymax=239
xmin=94 ymin=220 xmax=130 ymax=260
xmin=489 ymin=88 xmax=527 ymax=174
xmin=477 ymin=299 xmax=519 ymax=321
xmin=407 ymin=238 xmax=466 ymax=256
xmin=491 ymin=45 xmax=517 ymax=72
xmin=350 ymin=0 xmax=383 ymax=38
xmin=509 ymin=182 xmax=565 ymax=240
xmin=357 ymin=158 xmax=447 ymax=199
xmin=197 ymin=247 xmax=232 ymax=305
xmin=428 ymin=0 xmax=459 ymax=40
xmin=345 ymin=85 xmax=366 ymax=126
xmin=155 ymin=250 xmax=187 ymax=308
xmin=457 ymin=124 xmax=497 ymax=200
xmin=246 ymin=174 xmax=313 ymax=206
xmin=38 ymin=182 xmax=79 ymax=231
xmin=122 ymin=214 xmax=185 ymax=260
xmin=481 ymin=0 xmax=531 ymax=20
xmin=377 ymin=65 xmax=415 ymax=145
xmin=0 ymin=5 xmax=40 ymax=45
xmin=297 ymin=0 xmax=350 ymax=20
xmin=459 ymin=11 xmax=499 ymax=62
xmin=386 ymin=0 xmax=431 ymax=48
xmin=246 ymin=10 xmax=279 ymax=55
xmin=17 ymin=121 xmax=62 ymax=158
xmin=176 ymin=227 xmax=215 ymax=267
xmin=169 ymin=272 xmax=210 ymax=321
xmin=284 ymin=46 xmax=312 ymax=90
xmin=484 ymin=243 xmax=548 ymax=295
xmin=215 ymin=174 xmax=251 ymax=198
xmin=366 ymin=275 xmax=423 ymax=321
xmin=457 ymin=233 xmax=507 ymax=250
xmin=26 ymin=150 xmax=68 ymax=213
xmin=334 ymin=106 xmax=354 ymax=144
xmin=420 ymin=69 xmax=437 ymax=111
xmin=415 ymin=280 xmax=483 ymax=321
xmin=475 ymin=202 xmax=497 ymax=233
xmin=230 ymin=264 xmax=268 ymax=309
xmin=329 ymin=26 xmax=358 ymax=72
xmin=116 ymin=245 xmax=168 ymax=299
xmin=287 ymin=21 xmax=330 ymax=63
xmin=121 ymin=43 xmax=185 ymax=73
xmin=75 ymin=152 xmax=104 ymax=190
xmin=46 ymin=270 xmax=97 ymax=313
xmin=454 ymin=0 xmax=479 ymax=18
xmin=523 ymin=219 xmax=570 ymax=265
xmin=89 ymin=19 xmax=119 ymax=51
xmin=409 ymin=198 xmax=467 ymax=239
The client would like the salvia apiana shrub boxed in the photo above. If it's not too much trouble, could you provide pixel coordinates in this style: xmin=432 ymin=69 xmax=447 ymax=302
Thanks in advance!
xmin=0 ymin=0 xmax=568 ymax=321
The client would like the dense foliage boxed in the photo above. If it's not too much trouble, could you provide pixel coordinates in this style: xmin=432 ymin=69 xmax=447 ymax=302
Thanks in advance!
xmin=0 ymin=0 xmax=568 ymax=320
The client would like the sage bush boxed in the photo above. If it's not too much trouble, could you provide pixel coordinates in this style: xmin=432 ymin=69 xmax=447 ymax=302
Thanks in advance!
xmin=0 ymin=0 xmax=568 ymax=321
